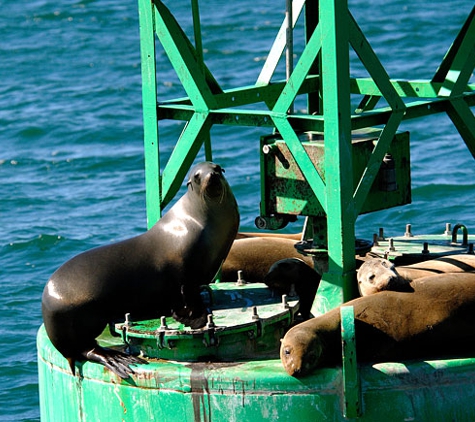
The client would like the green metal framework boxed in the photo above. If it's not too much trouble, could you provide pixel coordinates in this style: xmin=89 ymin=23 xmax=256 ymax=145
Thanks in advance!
xmin=138 ymin=0 xmax=475 ymax=309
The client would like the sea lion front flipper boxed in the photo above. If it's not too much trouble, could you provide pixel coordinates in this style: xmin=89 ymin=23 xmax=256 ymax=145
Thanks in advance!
xmin=85 ymin=346 xmax=148 ymax=379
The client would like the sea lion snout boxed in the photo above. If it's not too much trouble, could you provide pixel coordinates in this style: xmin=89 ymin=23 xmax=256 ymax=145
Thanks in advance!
xmin=191 ymin=162 xmax=227 ymax=199
xmin=280 ymin=341 xmax=303 ymax=376
xmin=280 ymin=328 xmax=322 ymax=377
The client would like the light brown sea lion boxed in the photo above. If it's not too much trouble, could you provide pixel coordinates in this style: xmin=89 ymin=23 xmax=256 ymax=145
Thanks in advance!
xmin=42 ymin=162 xmax=239 ymax=379
xmin=264 ymin=258 xmax=321 ymax=320
xmin=236 ymin=232 xmax=302 ymax=240
xmin=220 ymin=237 xmax=313 ymax=284
xmin=357 ymin=254 xmax=475 ymax=296
xmin=280 ymin=273 xmax=475 ymax=377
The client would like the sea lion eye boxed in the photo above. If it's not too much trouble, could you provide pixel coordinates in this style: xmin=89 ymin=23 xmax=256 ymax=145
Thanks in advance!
xmin=284 ymin=348 xmax=291 ymax=355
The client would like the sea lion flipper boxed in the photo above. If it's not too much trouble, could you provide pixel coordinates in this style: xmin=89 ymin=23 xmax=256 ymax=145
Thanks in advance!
xmin=85 ymin=346 xmax=148 ymax=379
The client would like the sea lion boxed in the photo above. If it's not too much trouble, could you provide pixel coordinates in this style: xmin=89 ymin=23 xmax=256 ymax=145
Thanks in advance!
xmin=357 ymin=254 xmax=475 ymax=296
xmin=236 ymin=232 xmax=302 ymax=240
xmin=357 ymin=257 xmax=410 ymax=296
xmin=42 ymin=162 xmax=239 ymax=379
xmin=220 ymin=237 xmax=314 ymax=284
xmin=280 ymin=273 xmax=475 ymax=377
xmin=264 ymin=258 xmax=321 ymax=320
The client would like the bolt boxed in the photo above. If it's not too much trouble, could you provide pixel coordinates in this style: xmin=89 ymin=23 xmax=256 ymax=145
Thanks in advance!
xmin=444 ymin=223 xmax=452 ymax=236
xmin=252 ymin=306 xmax=260 ymax=321
xmin=236 ymin=270 xmax=246 ymax=286
xmin=125 ymin=313 xmax=132 ymax=326
xmin=372 ymin=233 xmax=379 ymax=247
xmin=378 ymin=227 xmax=385 ymax=241
xmin=422 ymin=242 xmax=430 ymax=254
xmin=262 ymin=144 xmax=276 ymax=155
xmin=206 ymin=314 xmax=215 ymax=329
xmin=404 ymin=224 xmax=413 ymax=237
xmin=282 ymin=294 xmax=289 ymax=309
xmin=469 ymin=244 xmax=474 ymax=254
xmin=159 ymin=316 xmax=168 ymax=330
xmin=387 ymin=238 xmax=396 ymax=252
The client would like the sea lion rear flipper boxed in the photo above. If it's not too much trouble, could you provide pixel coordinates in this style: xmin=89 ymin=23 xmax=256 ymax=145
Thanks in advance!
xmin=85 ymin=346 xmax=148 ymax=379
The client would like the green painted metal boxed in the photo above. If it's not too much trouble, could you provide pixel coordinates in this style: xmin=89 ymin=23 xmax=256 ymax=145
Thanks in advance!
xmin=114 ymin=282 xmax=299 ymax=361
xmin=37 ymin=324 xmax=475 ymax=421
xmin=341 ymin=306 xmax=362 ymax=419
xmin=368 ymin=223 xmax=475 ymax=264
xmin=37 ymin=2 xmax=475 ymax=420
xmin=138 ymin=0 xmax=160 ymax=228
xmin=260 ymin=129 xmax=411 ymax=222
xmin=142 ymin=0 xmax=475 ymax=308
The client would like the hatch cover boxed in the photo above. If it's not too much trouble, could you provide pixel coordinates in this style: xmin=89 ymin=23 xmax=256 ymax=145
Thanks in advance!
xmin=115 ymin=282 xmax=299 ymax=362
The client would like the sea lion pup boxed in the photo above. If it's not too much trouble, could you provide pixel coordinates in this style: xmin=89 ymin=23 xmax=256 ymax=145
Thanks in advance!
xmin=281 ymin=272 xmax=475 ymax=377
xmin=357 ymin=255 xmax=475 ymax=296
xmin=220 ymin=237 xmax=313 ymax=284
xmin=42 ymin=162 xmax=239 ymax=379
xmin=264 ymin=258 xmax=321 ymax=320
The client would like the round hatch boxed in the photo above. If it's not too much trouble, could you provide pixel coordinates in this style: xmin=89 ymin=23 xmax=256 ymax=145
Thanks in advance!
xmin=115 ymin=282 xmax=299 ymax=362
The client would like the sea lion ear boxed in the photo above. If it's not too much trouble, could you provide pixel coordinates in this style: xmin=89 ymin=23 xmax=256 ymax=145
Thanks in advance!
xmin=187 ymin=180 xmax=193 ymax=190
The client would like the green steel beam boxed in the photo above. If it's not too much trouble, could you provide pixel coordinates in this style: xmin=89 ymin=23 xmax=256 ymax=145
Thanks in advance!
xmin=318 ymin=0 xmax=355 ymax=306
xmin=160 ymin=113 xmax=212 ymax=208
xmin=446 ymin=98 xmax=475 ymax=159
xmin=156 ymin=92 xmax=475 ymax=134
xmin=272 ymin=115 xmax=327 ymax=212
xmin=341 ymin=305 xmax=362 ymax=418
xmin=154 ymin=0 xmax=219 ymax=110
xmin=272 ymin=23 xmax=322 ymax=113
xmin=190 ymin=0 xmax=213 ymax=161
xmin=348 ymin=9 xmax=405 ymax=216
xmin=433 ymin=5 xmax=475 ymax=96
xmin=138 ymin=0 xmax=161 ymax=228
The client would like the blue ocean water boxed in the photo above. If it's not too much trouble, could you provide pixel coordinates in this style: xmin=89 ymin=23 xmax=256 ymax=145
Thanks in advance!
xmin=1 ymin=0 xmax=474 ymax=420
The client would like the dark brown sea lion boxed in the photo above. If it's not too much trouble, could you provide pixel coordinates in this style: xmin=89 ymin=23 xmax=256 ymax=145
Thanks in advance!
xmin=280 ymin=273 xmax=475 ymax=377
xmin=42 ymin=162 xmax=239 ymax=379
xmin=264 ymin=258 xmax=321 ymax=320
xmin=357 ymin=254 xmax=475 ymax=296
xmin=220 ymin=237 xmax=313 ymax=284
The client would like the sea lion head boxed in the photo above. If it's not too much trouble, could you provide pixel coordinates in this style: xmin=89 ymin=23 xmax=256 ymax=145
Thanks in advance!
xmin=280 ymin=324 xmax=323 ymax=377
xmin=357 ymin=258 xmax=408 ymax=296
xmin=264 ymin=258 xmax=306 ymax=295
xmin=187 ymin=162 xmax=229 ymax=201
